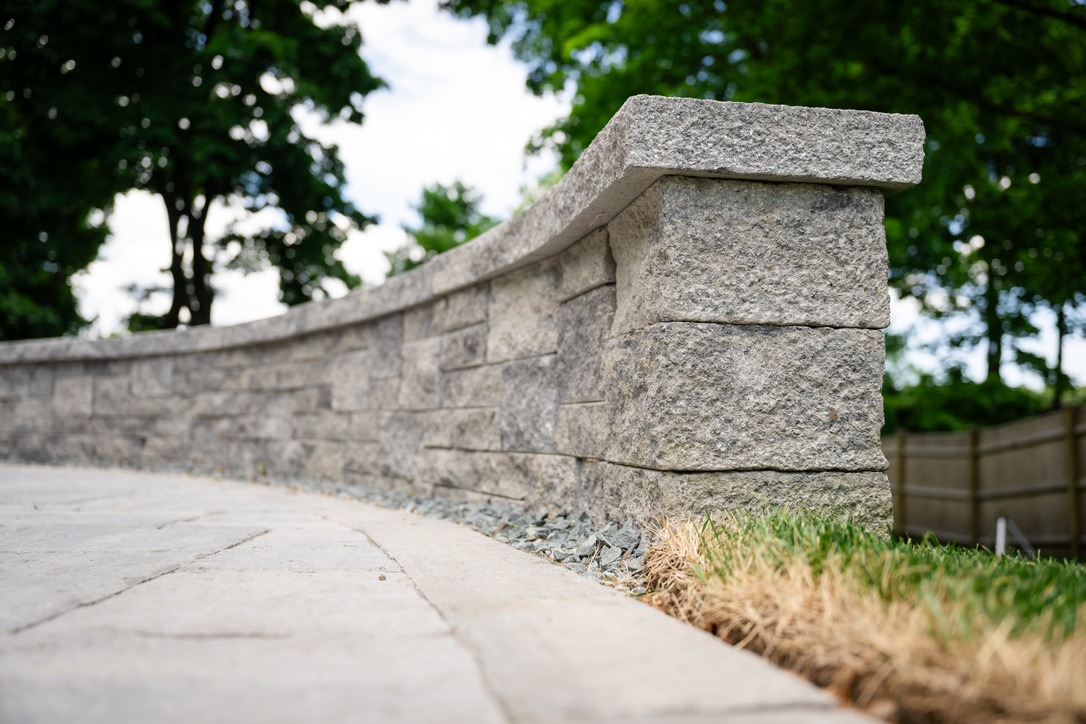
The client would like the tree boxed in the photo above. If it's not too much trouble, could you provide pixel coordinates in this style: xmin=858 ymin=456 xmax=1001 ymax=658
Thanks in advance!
xmin=442 ymin=0 xmax=1086 ymax=392
xmin=386 ymin=180 xmax=498 ymax=276
xmin=0 ymin=11 xmax=122 ymax=340
xmin=2 ymin=0 xmax=386 ymax=333
xmin=0 ymin=130 xmax=110 ymax=340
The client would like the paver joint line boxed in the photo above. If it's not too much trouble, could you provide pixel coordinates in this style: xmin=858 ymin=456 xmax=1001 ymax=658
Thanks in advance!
xmin=317 ymin=512 xmax=518 ymax=724
xmin=10 ymin=527 xmax=270 ymax=635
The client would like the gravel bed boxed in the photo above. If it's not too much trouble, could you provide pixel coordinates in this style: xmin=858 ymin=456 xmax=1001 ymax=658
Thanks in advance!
xmin=312 ymin=481 xmax=652 ymax=595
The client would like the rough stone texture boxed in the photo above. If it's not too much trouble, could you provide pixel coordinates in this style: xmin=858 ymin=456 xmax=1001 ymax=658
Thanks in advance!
xmin=425 ymin=408 xmax=501 ymax=451
xmin=487 ymin=261 xmax=561 ymax=363
xmin=441 ymin=365 xmax=503 ymax=408
xmin=379 ymin=412 xmax=427 ymax=480
xmin=418 ymin=449 xmax=576 ymax=505
xmin=557 ymin=285 xmax=615 ymax=403
xmin=556 ymin=228 xmax=616 ymax=302
xmin=0 ymin=97 xmax=923 ymax=530
xmin=603 ymin=323 xmax=887 ymax=472
xmin=610 ymin=177 xmax=890 ymax=334
xmin=131 ymin=359 xmax=174 ymax=397
xmin=580 ymin=461 xmax=893 ymax=532
xmin=403 ymin=299 xmax=440 ymax=341
xmin=440 ymin=323 xmax=488 ymax=371
xmin=437 ymin=284 xmax=489 ymax=332
xmin=555 ymin=403 xmax=609 ymax=460
xmin=398 ymin=337 xmax=442 ymax=410
xmin=499 ymin=355 xmax=560 ymax=453
xmin=52 ymin=376 xmax=94 ymax=417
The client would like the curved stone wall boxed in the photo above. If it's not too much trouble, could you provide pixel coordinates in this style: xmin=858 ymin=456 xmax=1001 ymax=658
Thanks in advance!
xmin=0 ymin=96 xmax=925 ymax=527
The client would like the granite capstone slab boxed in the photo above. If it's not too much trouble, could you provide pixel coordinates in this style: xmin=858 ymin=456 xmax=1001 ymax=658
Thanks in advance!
xmin=0 ymin=96 xmax=922 ymax=366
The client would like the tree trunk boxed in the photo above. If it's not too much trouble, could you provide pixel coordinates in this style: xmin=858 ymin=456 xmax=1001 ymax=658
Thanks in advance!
xmin=163 ymin=193 xmax=188 ymax=328
xmin=155 ymin=189 xmax=214 ymax=328
xmin=983 ymin=266 xmax=1003 ymax=383
xmin=189 ymin=205 xmax=213 ymax=326
xmin=1053 ymin=303 xmax=1067 ymax=409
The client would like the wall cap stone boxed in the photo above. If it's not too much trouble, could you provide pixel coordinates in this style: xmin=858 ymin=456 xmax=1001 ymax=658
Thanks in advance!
xmin=0 ymin=95 xmax=924 ymax=365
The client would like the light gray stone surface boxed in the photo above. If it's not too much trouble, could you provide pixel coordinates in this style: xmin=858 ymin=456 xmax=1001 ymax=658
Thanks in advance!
xmin=499 ymin=355 xmax=560 ymax=453
xmin=557 ymin=285 xmax=615 ymax=403
xmin=0 ymin=464 xmax=876 ymax=724
xmin=556 ymin=228 xmax=616 ymax=302
xmin=603 ymin=323 xmax=888 ymax=472
xmin=580 ymin=461 xmax=893 ymax=531
xmin=610 ymin=177 xmax=890 ymax=333
xmin=424 ymin=408 xmax=501 ymax=451
xmin=440 ymin=322 xmax=488 ymax=370
xmin=555 ymin=402 xmax=609 ymax=460
xmin=487 ymin=262 xmax=560 ymax=363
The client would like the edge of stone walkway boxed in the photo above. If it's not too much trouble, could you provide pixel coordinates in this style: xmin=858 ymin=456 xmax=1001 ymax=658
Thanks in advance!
xmin=2 ymin=464 xmax=875 ymax=723
xmin=294 ymin=481 xmax=871 ymax=722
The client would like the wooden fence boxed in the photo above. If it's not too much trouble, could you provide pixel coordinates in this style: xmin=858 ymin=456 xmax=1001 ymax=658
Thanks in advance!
xmin=882 ymin=406 xmax=1085 ymax=556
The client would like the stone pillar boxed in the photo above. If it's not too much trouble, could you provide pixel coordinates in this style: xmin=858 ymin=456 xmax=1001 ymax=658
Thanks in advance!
xmin=585 ymin=155 xmax=914 ymax=530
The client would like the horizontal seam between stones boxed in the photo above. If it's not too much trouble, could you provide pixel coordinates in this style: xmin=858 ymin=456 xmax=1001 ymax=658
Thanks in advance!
xmin=608 ymin=320 xmax=886 ymax=340
xmin=485 ymin=351 xmax=559 ymax=366
xmin=600 ymin=459 xmax=888 ymax=476
xmin=556 ymin=280 xmax=617 ymax=305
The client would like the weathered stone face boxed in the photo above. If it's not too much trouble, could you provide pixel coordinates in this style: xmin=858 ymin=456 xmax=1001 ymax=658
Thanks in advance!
xmin=610 ymin=177 xmax=890 ymax=335
xmin=602 ymin=323 xmax=887 ymax=472
xmin=557 ymin=285 xmax=615 ymax=404
xmin=0 ymin=96 xmax=924 ymax=530
xmin=499 ymin=355 xmax=560 ymax=453
xmin=580 ymin=462 xmax=893 ymax=533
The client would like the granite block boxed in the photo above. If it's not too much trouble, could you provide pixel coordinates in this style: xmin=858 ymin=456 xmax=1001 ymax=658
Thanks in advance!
xmin=602 ymin=323 xmax=887 ymax=472
xmin=500 ymin=355 xmax=559 ymax=454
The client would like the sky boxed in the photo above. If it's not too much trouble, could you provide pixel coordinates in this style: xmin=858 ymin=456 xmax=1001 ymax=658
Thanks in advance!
xmin=69 ymin=0 xmax=1083 ymax=389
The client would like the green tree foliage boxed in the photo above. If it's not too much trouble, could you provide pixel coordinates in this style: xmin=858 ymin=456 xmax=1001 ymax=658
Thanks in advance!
xmin=387 ymin=181 xmax=498 ymax=276
xmin=882 ymin=375 xmax=1054 ymax=434
xmin=2 ymin=0 xmax=386 ymax=334
xmin=0 ymin=137 xmax=109 ymax=340
xmin=0 ymin=12 xmax=119 ymax=340
xmin=443 ymin=0 xmax=1086 ymax=395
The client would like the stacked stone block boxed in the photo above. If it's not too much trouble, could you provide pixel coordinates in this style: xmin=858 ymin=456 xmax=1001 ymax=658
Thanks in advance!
xmin=0 ymin=96 xmax=925 ymax=529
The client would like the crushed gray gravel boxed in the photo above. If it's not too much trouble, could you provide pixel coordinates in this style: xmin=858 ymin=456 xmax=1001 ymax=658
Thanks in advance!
xmin=309 ymin=481 xmax=652 ymax=595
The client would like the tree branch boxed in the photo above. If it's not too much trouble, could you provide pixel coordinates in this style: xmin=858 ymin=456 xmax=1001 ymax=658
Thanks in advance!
xmin=990 ymin=0 xmax=1086 ymax=31
xmin=202 ymin=0 xmax=226 ymax=42
xmin=929 ymin=75 xmax=1086 ymax=138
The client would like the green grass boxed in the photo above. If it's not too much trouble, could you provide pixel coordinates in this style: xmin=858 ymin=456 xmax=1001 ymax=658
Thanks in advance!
xmin=646 ymin=512 xmax=1086 ymax=721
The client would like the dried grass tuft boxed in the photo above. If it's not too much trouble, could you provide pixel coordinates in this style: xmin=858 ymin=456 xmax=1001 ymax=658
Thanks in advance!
xmin=642 ymin=516 xmax=1086 ymax=724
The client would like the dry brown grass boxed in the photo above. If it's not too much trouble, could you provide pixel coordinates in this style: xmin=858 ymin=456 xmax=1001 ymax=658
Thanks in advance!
xmin=642 ymin=519 xmax=1086 ymax=723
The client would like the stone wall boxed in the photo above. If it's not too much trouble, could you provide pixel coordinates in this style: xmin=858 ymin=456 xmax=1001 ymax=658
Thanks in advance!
xmin=0 ymin=96 xmax=925 ymax=528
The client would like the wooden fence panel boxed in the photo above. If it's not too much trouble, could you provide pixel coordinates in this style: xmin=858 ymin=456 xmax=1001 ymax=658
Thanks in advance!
xmin=884 ymin=406 xmax=1085 ymax=556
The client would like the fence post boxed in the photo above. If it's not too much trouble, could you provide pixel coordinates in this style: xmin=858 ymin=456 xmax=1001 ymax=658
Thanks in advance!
xmin=969 ymin=429 xmax=981 ymax=546
xmin=1065 ymin=407 xmax=1081 ymax=557
xmin=896 ymin=430 xmax=908 ymax=533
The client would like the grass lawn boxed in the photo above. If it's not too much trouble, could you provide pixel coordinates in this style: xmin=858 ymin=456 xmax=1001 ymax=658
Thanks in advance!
xmin=643 ymin=512 xmax=1086 ymax=723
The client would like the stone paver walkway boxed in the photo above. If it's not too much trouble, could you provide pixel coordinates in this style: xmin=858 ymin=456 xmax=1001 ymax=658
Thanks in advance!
xmin=0 ymin=464 xmax=873 ymax=723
